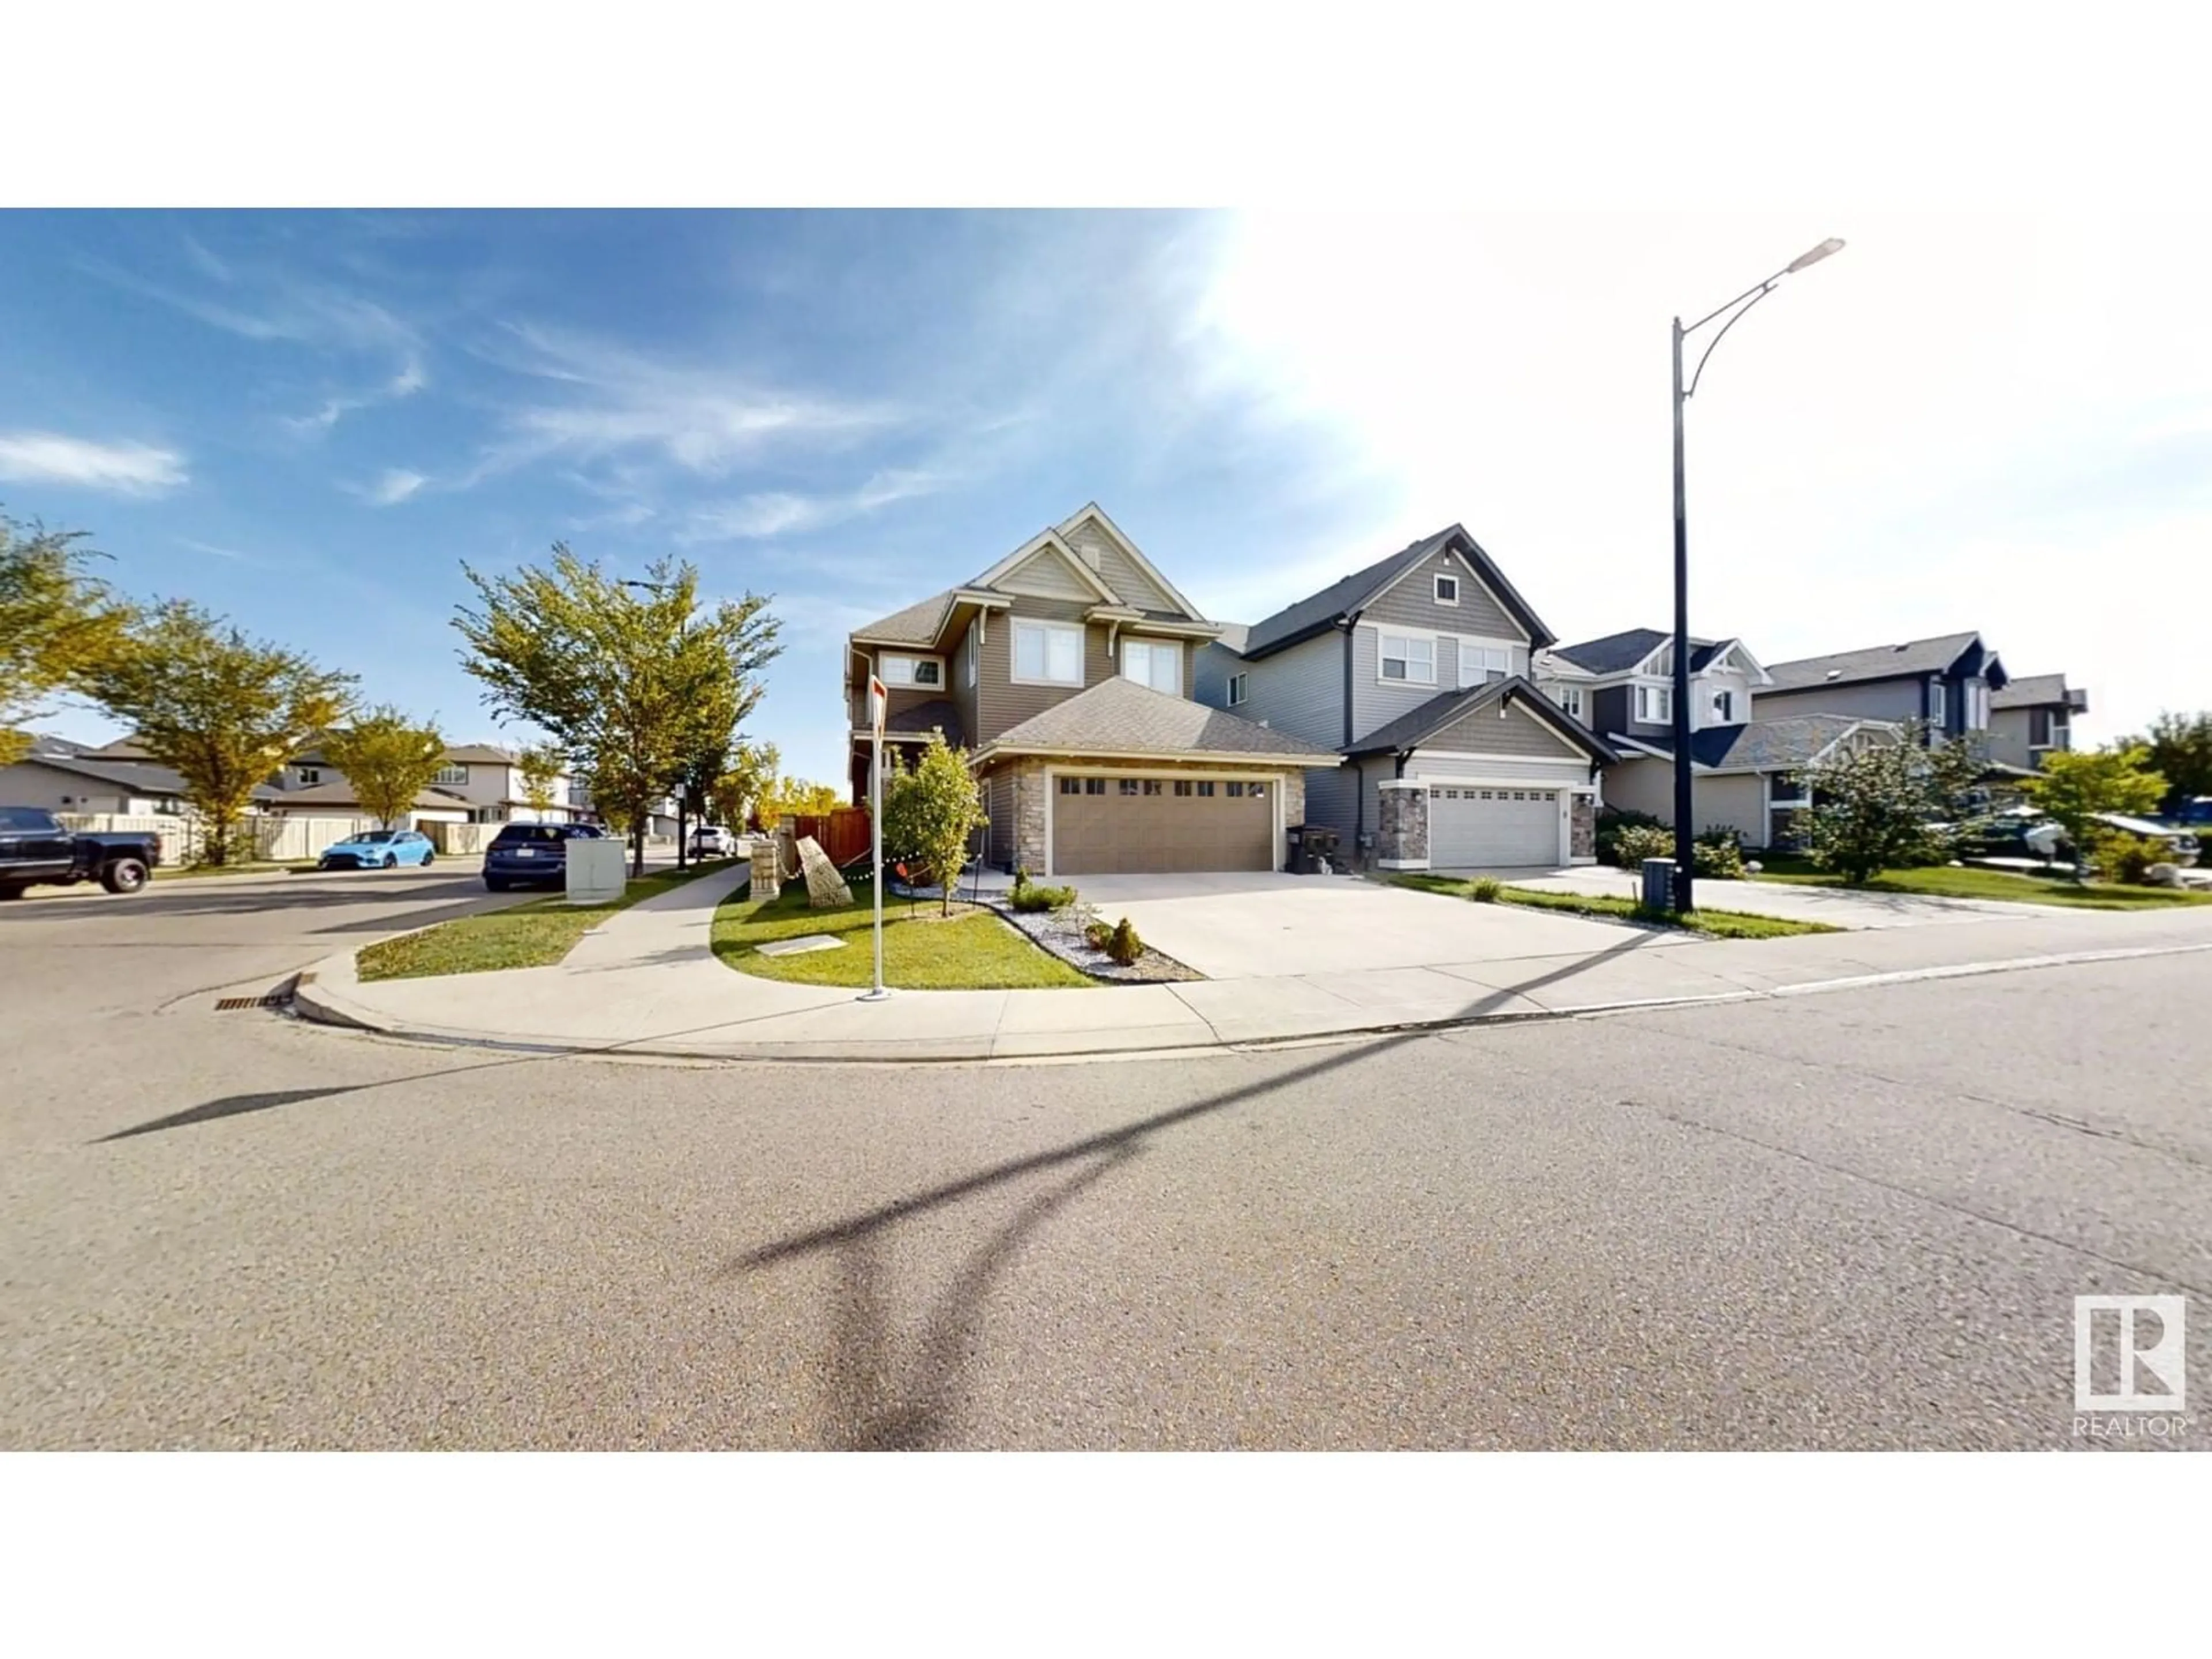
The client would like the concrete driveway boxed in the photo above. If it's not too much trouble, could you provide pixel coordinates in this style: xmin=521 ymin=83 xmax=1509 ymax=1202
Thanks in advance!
xmin=1065 ymin=871 xmax=1688 ymax=978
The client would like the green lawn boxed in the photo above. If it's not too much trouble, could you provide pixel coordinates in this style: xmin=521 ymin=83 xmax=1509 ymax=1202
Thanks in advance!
xmin=1390 ymin=873 xmax=1839 ymax=939
xmin=1751 ymin=856 xmax=2212 ymax=911
xmin=357 ymin=859 xmax=737 ymax=981
xmin=712 ymin=883 xmax=1093 ymax=990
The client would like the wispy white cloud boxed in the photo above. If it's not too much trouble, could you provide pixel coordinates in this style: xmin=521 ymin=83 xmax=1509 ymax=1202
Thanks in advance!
xmin=463 ymin=321 xmax=900 ymax=484
xmin=347 ymin=468 xmax=426 ymax=507
xmin=677 ymin=468 xmax=946 ymax=544
xmin=0 ymin=431 xmax=188 ymax=495
xmin=286 ymin=353 xmax=430 ymax=435
xmin=176 ymin=537 xmax=249 ymax=561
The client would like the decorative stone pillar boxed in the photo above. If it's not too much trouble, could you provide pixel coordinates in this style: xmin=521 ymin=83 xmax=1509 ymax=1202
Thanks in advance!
xmin=1570 ymin=793 xmax=1597 ymax=862
xmin=1374 ymin=780 xmax=1430 ymax=870
xmin=749 ymin=842 xmax=782 ymax=902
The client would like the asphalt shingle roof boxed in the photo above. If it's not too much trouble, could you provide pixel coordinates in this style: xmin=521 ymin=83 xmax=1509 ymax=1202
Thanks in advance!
xmin=1763 ymin=631 xmax=1982 ymax=692
xmin=1228 ymin=524 xmax=1554 ymax=661
xmin=882 ymin=698 xmax=964 ymax=745
xmin=980 ymin=677 xmax=1338 ymax=761
xmin=271 ymin=782 xmax=475 ymax=810
xmin=1620 ymin=714 xmax=1874 ymax=772
xmin=1548 ymin=628 xmax=1737 ymax=675
xmin=1990 ymin=673 xmax=2075 ymax=710
xmin=851 ymin=589 xmax=958 ymax=646
xmin=1343 ymin=676 xmax=1616 ymax=763
xmin=16 ymin=749 xmax=282 ymax=803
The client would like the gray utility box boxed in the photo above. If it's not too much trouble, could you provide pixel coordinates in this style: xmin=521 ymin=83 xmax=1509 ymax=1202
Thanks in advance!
xmin=1639 ymin=857 xmax=1677 ymax=911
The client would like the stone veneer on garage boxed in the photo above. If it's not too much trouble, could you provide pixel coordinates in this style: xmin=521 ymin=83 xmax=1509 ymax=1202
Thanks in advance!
xmin=1571 ymin=793 xmax=1595 ymax=861
xmin=993 ymin=755 xmax=1310 ymax=875
xmin=1374 ymin=780 xmax=1429 ymax=868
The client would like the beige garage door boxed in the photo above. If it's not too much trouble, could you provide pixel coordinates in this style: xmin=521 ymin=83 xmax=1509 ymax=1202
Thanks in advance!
xmin=1052 ymin=775 xmax=1275 ymax=875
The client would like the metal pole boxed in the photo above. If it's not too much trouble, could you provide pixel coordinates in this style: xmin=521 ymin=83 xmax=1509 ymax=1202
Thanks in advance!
xmin=864 ymin=729 xmax=888 ymax=999
xmin=1671 ymin=315 xmax=1695 ymax=915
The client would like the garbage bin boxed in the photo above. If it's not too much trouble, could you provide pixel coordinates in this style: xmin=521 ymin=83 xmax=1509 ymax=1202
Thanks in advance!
xmin=1286 ymin=825 xmax=1341 ymax=874
xmin=1639 ymin=857 xmax=1676 ymax=911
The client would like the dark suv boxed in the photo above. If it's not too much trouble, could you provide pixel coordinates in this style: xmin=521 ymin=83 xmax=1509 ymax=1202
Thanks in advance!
xmin=482 ymin=821 xmax=604 ymax=891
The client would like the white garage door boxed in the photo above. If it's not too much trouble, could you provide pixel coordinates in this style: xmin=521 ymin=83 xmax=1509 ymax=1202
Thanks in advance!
xmin=1429 ymin=786 xmax=1560 ymax=868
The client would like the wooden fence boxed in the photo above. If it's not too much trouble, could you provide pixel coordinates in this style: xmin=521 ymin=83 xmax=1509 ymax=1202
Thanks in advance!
xmin=787 ymin=808 xmax=872 ymax=866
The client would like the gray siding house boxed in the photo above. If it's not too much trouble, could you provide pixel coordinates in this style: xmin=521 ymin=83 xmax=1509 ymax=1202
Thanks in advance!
xmin=1196 ymin=525 xmax=1616 ymax=869
xmin=1986 ymin=673 xmax=2087 ymax=773
xmin=1756 ymin=631 xmax=2008 ymax=743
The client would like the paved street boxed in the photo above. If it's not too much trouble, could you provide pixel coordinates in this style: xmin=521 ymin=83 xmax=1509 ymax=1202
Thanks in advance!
xmin=2 ymin=870 xmax=2207 ymax=1450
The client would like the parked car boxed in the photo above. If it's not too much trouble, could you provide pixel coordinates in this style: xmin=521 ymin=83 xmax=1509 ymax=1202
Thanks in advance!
xmin=1954 ymin=809 xmax=2069 ymax=861
xmin=0 ymin=805 xmax=162 ymax=898
xmin=482 ymin=821 xmax=604 ymax=891
xmin=319 ymin=828 xmax=436 ymax=871
xmin=2092 ymin=813 xmax=2200 ymax=867
xmin=690 ymin=824 xmax=737 ymax=858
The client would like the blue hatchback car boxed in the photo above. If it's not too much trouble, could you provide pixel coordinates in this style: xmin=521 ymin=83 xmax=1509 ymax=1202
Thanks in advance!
xmin=320 ymin=828 xmax=437 ymax=871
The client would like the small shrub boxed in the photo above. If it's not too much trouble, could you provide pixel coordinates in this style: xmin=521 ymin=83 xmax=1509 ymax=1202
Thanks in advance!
xmin=1107 ymin=916 xmax=1143 ymax=965
xmin=1596 ymin=806 xmax=1666 ymax=866
xmin=1611 ymin=824 xmax=1676 ymax=868
xmin=1692 ymin=838 xmax=1747 ymax=880
xmin=2094 ymin=830 xmax=2168 ymax=887
xmin=1469 ymin=876 xmax=1503 ymax=902
xmin=1011 ymin=882 xmax=1077 ymax=913
xmin=1082 ymin=918 xmax=1115 ymax=951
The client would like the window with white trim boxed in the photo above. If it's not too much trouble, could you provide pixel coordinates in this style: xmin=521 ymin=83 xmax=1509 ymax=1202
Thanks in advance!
xmin=1012 ymin=620 xmax=1084 ymax=686
xmin=1929 ymin=680 xmax=1947 ymax=724
xmin=432 ymin=763 xmax=467 ymax=786
xmin=880 ymin=653 xmax=943 ymax=688
xmin=1546 ymin=684 xmax=1585 ymax=719
xmin=1434 ymin=573 xmax=1460 ymax=605
xmin=1712 ymin=689 xmax=1734 ymax=724
xmin=1769 ymin=771 xmax=1809 ymax=806
xmin=965 ymin=630 xmax=977 ymax=689
xmin=297 ymin=767 xmax=322 ymax=785
xmin=1379 ymin=632 xmax=1435 ymax=684
xmin=1226 ymin=672 xmax=1248 ymax=707
xmin=1965 ymin=680 xmax=1989 ymax=729
xmin=1120 ymin=638 xmax=1180 ymax=695
xmin=1458 ymin=641 xmax=1510 ymax=687
xmin=1635 ymin=685 xmax=1672 ymax=724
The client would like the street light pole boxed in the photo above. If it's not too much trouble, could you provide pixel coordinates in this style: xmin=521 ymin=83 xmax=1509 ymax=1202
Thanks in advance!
xmin=1667 ymin=236 xmax=1844 ymax=915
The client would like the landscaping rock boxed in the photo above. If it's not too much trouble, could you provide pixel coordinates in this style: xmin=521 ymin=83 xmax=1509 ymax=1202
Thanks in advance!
xmin=797 ymin=836 xmax=853 ymax=908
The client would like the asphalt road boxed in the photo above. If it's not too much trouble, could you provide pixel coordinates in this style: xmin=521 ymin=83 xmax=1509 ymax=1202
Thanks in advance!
xmin=2 ymin=867 xmax=2206 ymax=1450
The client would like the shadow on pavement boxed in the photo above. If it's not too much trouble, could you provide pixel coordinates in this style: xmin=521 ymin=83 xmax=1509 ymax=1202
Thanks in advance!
xmin=92 ymin=1051 xmax=552 ymax=1143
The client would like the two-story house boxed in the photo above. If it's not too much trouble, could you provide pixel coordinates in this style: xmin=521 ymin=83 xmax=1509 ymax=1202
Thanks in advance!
xmin=1194 ymin=525 xmax=1616 ymax=871
xmin=272 ymin=741 xmax=585 ymax=826
xmin=1539 ymin=627 xmax=1897 ymax=850
xmin=1986 ymin=673 xmax=2087 ymax=774
xmin=1756 ymin=631 xmax=2008 ymax=741
xmin=844 ymin=504 xmax=1338 ymax=877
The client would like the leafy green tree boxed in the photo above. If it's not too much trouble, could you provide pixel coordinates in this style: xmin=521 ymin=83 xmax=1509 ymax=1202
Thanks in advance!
xmin=1800 ymin=725 xmax=1979 ymax=884
xmin=881 ymin=733 xmax=986 ymax=914
xmin=757 ymin=775 xmax=844 ymax=824
xmin=0 ymin=513 xmax=135 ymax=765
xmin=2023 ymin=745 xmax=2168 ymax=859
xmin=710 ymin=738 xmax=779 ymax=831
xmin=319 ymin=706 xmax=448 ymax=829
xmin=2129 ymin=711 xmax=2212 ymax=813
xmin=77 ymin=600 xmax=356 ymax=863
xmin=453 ymin=546 xmax=781 ymax=875
xmin=517 ymin=743 xmax=565 ymax=818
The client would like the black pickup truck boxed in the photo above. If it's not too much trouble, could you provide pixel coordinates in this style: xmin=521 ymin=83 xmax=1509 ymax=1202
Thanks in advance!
xmin=0 ymin=806 xmax=162 ymax=897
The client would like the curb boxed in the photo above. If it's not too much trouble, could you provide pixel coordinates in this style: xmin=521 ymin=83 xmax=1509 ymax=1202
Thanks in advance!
xmin=283 ymin=938 xmax=2212 ymax=1067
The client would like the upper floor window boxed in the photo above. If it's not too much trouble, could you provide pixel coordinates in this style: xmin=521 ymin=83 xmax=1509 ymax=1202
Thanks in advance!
xmin=433 ymin=763 xmax=468 ymax=786
xmin=1459 ymin=641 xmax=1510 ymax=687
xmin=1434 ymin=573 xmax=1460 ymax=606
xmin=1712 ymin=689 xmax=1735 ymax=724
xmin=1635 ymin=684 xmax=1672 ymax=724
xmin=1964 ymin=680 xmax=1989 ymax=730
xmin=1012 ymin=619 xmax=1084 ymax=687
xmin=1929 ymin=681 xmax=1947 ymax=724
xmin=880 ymin=653 xmax=943 ymax=689
xmin=1379 ymin=632 xmax=1435 ymax=684
xmin=1226 ymin=672 xmax=1249 ymax=707
xmin=1120 ymin=638 xmax=1180 ymax=696
xmin=965 ymin=630 xmax=978 ymax=689
xmin=297 ymin=767 xmax=322 ymax=786
xmin=1546 ymin=684 xmax=1585 ymax=719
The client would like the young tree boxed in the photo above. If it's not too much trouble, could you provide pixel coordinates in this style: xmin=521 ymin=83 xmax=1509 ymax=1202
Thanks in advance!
xmin=77 ymin=599 xmax=356 ymax=863
xmin=881 ymin=734 xmax=986 ymax=914
xmin=1800 ymin=725 xmax=1979 ymax=885
xmin=517 ymin=743 xmax=565 ymax=819
xmin=757 ymin=775 xmax=844 ymax=824
xmin=453 ymin=546 xmax=782 ymax=876
xmin=0 ymin=513 xmax=135 ymax=766
xmin=318 ymin=706 xmax=448 ymax=829
xmin=2023 ymin=745 xmax=2168 ymax=861
xmin=710 ymin=738 xmax=779 ymax=831
xmin=2130 ymin=711 xmax=2212 ymax=813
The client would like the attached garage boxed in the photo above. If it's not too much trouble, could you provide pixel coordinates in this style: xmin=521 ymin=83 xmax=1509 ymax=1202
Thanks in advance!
xmin=1051 ymin=772 xmax=1277 ymax=875
xmin=1428 ymin=785 xmax=1563 ymax=868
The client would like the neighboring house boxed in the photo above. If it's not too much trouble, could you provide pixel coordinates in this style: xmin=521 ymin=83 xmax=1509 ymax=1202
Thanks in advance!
xmin=1603 ymin=715 xmax=1897 ymax=851
xmin=1537 ymin=628 xmax=1772 ymax=740
xmin=845 ymin=503 xmax=1338 ymax=877
xmin=1755 ymin=631 xmax=2008 ymax=743
xmin=1986 ymin=673 xmax=2087 ymax=773
xmin=1195 ymin=525 xmax=1616 ymax=870
xmin=0 ymin=738 xmax=264 ymax=817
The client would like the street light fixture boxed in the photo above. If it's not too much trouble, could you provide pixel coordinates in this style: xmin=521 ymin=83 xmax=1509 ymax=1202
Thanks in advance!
xmin=1668 ymin=236 xmax=1844 ymax=914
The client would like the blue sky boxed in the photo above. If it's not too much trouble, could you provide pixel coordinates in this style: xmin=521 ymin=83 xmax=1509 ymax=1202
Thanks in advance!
xmin=5 ymin=210 xmax=2208 ymax=780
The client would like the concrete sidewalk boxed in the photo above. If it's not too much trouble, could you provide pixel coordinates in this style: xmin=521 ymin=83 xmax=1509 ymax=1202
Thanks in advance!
xmin=290 ymin=861 xmax=2212 ymax=1063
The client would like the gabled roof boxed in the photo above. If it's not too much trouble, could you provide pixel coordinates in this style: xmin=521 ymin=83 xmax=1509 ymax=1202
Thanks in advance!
xmin=851 ymin=588 xmax=959 ymax=647
xmin=272 ymin=781 xmax=475 ymax=810
xmin=1763 ymin=631 xmax=1990 ymax=693
xmin=9 ymin=749 xmax=282 ymax=801
xmin=1343 ymin=676 xmax=1617 ymax=764
xmin=1547 ymin=627 xmax=1760 ymax=678
xmin=1990 ymin=673 xmax=2086 ymax=713
xmin=1615 ymin=714 xmax=1886 ymax=774
xmin=1052 ymin=503 xmax=1207 ymax=621
xmin=972 ymin=675 xmax=1338 ymax=764
xmin=1229 ymin=524 xmax=1556 ymax=662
